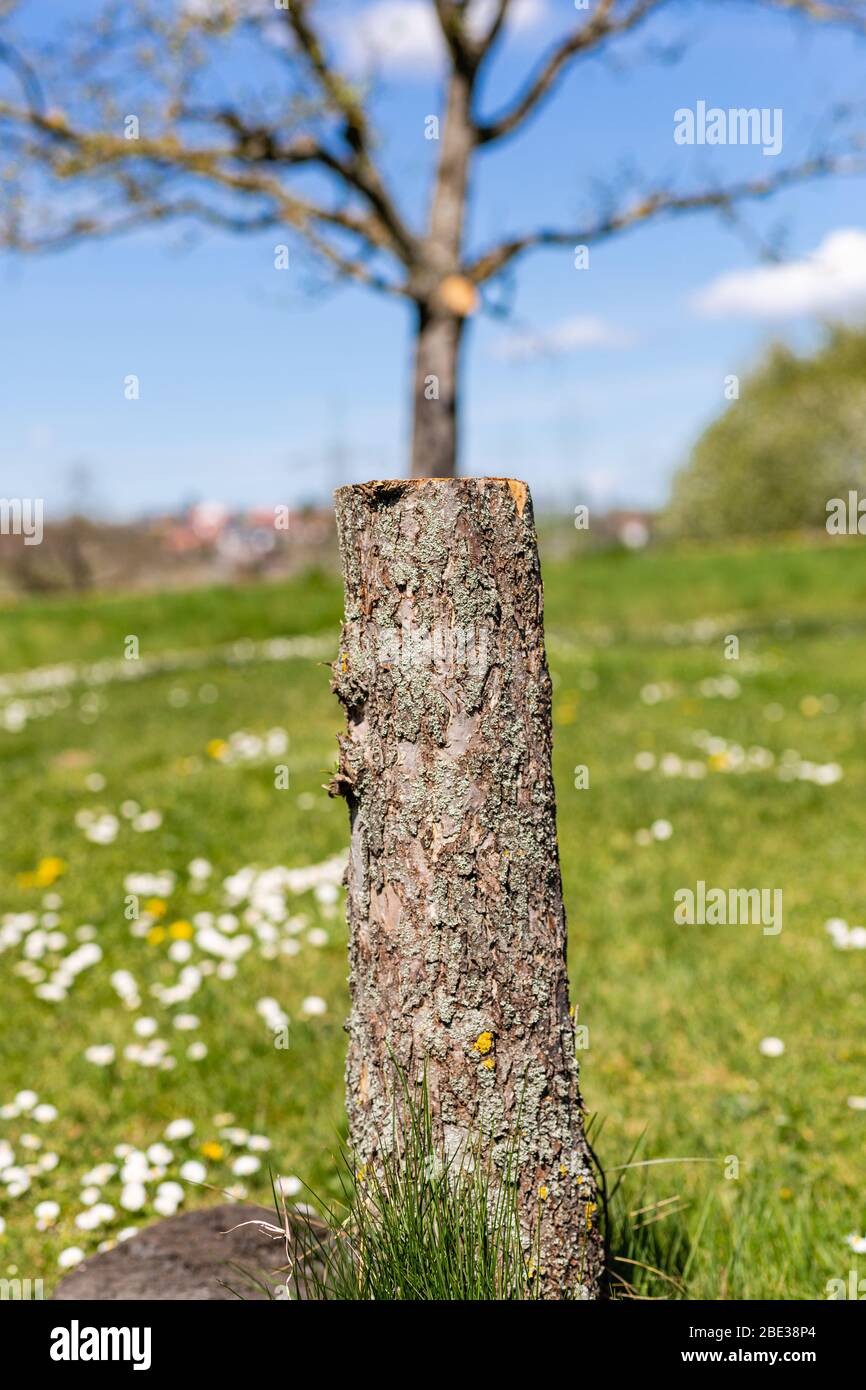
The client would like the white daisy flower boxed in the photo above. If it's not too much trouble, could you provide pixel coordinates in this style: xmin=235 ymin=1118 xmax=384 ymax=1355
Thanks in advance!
xmin=301 ymin=996 xmax=327 ymax=1016
xmin=120 ymin=1182 xmax=147 ymax=1212
xmin=173 ymin=1014 xmax=199 ymax=1031
xmin=650 ymin=819 xmax=673 ymax=841
xmin=58 ymin=1247 xmax=85 ymax=1269
xmin=165 ymin=1118 xmax=195 ymax=1141
xmin=146 ymin=1143 xmax=173 ymax=1166
xmin=231 ymin=1155 xmax=261 ymax=1177
xmin=180 ymin=1160 xmax=207 ymax=1184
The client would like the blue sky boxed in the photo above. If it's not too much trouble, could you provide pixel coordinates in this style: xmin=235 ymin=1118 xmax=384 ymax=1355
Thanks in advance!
xmin=1 ymin=0 xmax=865 ymax=517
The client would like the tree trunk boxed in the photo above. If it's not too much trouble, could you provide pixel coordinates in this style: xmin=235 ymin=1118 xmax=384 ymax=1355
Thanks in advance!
xmin=409 ymin=302 xmax=464 ymax=478
xmin=330 ymin=477 xmax=603 ymax=1300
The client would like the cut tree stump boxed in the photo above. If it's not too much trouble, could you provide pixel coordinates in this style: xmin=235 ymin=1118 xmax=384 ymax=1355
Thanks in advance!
xmin=330 ymin=477 xmax=603 ymax=1299
xmin=51 ymin=1204 xmax=328 ymax=1301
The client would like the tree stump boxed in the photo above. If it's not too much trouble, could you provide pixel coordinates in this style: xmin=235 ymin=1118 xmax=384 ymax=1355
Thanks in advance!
xmin=330 ymin=477 xmax=602 ymax=1299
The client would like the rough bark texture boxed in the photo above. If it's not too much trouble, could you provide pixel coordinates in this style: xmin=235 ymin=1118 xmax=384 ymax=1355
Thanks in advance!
xmin=330 ymin=477 xmax=602 ymax=1300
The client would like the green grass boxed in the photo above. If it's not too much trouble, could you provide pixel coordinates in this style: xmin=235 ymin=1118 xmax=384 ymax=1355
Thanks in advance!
xmin=2 ymin=533 xmax=865 ymax=1298
xmin=273 ymin=1072 xmax=535 ymax=1302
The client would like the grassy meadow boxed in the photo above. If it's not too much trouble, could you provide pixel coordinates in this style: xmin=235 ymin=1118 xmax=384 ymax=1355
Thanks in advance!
xmin=1 ymin=535 xmax=865 ymax=1298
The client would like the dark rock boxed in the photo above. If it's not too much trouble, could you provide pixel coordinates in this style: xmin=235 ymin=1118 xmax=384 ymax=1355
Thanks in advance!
xmin=52 ymin=1203 xmax=327 ymax=1301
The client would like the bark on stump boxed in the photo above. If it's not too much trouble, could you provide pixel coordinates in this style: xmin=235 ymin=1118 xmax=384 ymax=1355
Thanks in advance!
xmin=330 ymin=477 xmax=602 ymax=1299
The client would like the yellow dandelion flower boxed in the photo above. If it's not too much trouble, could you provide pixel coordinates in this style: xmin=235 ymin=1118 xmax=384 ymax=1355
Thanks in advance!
xmin=207 ymin=738 xmax=228 ymax=759
xmin=36 ymin=856 xmax=65 ymax=885
xmin=709 ymin=751 xmax=730 ymax=771
xmin=472 ymin=1032 xmax=493 ymax=1056
xmin=18 ymin=857 xmax=66 ymax=889
xmin=800 ymin=696 xmax=821 ymax=718
xmin=779 ymin=1187 xmax=793 ymax=1201
xmin=146 ymin=925 xmax=167 ymax=946
xmin=200 ymin=1141 xmax=224 ymax=1160
xmin=144 ymin=897 xmax=167 ymax=919
xmin=169 ymin=920 xmax=194 ymax=940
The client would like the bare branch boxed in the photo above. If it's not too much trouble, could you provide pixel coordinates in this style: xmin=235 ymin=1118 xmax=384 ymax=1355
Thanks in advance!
xmin=478 ymin=0 xmax=514 ymax=56
xmin=465 ymin=152 xmax=866 ymax=282
xmin=475 ymin=0 xmax=668 ymax=145
xmin=5 ymin=199 xmax=283 ymax=254
xmin=0 ymin=34 xmax=43 ymax=113
xmin=763 ymin=0 xmax=866 ymax=30
xmin=431 ymin=0 xmax=482 ymax=73
xmin=0 ymin=99 xmax=407 ymax=288
xmin=280 ymin=0 xmax=420 ymax=263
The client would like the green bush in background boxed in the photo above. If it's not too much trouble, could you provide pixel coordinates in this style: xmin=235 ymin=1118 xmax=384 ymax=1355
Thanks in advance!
xmin=665 ymin=325 xmax=866 ymax=539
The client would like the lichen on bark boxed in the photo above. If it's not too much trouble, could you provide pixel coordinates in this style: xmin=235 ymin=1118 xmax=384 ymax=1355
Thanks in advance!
xmin=330 ymin=477 xmax=603 ymax=1299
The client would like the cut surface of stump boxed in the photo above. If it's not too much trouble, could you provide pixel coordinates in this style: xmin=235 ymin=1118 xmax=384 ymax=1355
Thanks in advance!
xmin=51 ymin=1204 xmax=325 ymax=1301
xmin=331 ymin=477 xmax=603 ymax=1299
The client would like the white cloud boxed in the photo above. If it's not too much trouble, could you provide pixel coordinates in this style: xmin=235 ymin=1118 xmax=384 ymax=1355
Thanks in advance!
xmin=467 ymin=0 xmax=547 ymax=40
xmin=493 ymin=314 xmax=637 ymax=362
xmin=691 ymin=228 xmax=866 ymax=320
xmin=340 ymin=0 xmax=545 ymax=74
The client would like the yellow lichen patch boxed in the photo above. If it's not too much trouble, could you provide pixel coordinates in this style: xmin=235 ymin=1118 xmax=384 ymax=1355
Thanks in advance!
xmin=538 ymin=1184 xmax=549 ymax=1200
xmin=559 ymin=1164 xmax=568 ymax=1178
xmin=473 ymin=1031 xmax=493 ymax=1056
xmin=340 ymin=652 xmax=348 ymax=673
xmin=481 ymin=1056 xmax=495 ymax=1070
xmin=584 ymin=1200 xmax=598 ymax=1229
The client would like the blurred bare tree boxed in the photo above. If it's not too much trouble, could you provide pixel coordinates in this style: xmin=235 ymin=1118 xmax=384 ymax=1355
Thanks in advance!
xmin=1 ymin=0 xmax=865 ymax=477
